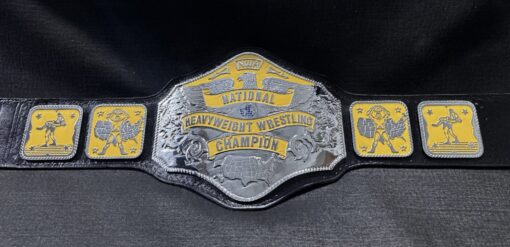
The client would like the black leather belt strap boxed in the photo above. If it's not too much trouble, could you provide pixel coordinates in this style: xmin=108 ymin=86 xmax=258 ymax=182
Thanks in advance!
xmin=1 ymin=51 xmax=509 ymax=209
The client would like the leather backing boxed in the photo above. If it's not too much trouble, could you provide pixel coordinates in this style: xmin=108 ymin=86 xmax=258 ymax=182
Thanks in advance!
xmin=1 ymin=52 xmax=509 ymax=209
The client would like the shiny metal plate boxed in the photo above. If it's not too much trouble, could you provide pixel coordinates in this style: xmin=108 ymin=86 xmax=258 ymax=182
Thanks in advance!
xmin=152 ymin=52 xmax=346 ymax=202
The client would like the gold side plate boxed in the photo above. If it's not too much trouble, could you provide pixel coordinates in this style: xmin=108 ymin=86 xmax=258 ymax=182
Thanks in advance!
xmin=21 ymin=105 xmax=83 ymax=160
xmin=418 ymin=100 xmax=483 ymax=158
xmin=350 ymin=101 xmax=413 ymax=157
xmin=86 ymin=104 xmax=147 ymax=159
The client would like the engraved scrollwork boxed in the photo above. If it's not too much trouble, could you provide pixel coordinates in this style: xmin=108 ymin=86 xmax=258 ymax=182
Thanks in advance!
xmin=157 ymin=88 xmax=210 ymax=168
xmin=183 ymin=134 xmax=208 ymax=167
xmin=156 ymin=88 xmax=194 ymax=164
xmin=309 ymin=93 xmax=342 ymax=149
xmin=288 ymin=134 xmax=316 ymax=162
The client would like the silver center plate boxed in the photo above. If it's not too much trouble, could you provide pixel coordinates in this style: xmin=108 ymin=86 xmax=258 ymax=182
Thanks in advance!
xmin=152 ymin=52 xmax=346 ymax=202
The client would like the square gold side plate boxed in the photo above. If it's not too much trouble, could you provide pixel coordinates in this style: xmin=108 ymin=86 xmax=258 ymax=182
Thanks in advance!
xmin=20 ymin=105 xmax=83 ymax=160
xmin=85 ymin=104 xmax=147 ymax=159
xmin=418 ymin=100 xmax=483 ymax=158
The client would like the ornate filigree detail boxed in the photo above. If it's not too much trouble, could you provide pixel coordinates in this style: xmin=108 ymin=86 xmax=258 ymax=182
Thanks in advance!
xmin=310 ymin=94 xmax=342 ymax=150
xmin=289 ymin=134 xmax=316 ymax=162
xmin=156 ymin=88 xmax=191 ymax=161
xmin=183 ymin=134 xmax=208 ymax=167
xmin=152 ymin=52 xmax=346 ymax=202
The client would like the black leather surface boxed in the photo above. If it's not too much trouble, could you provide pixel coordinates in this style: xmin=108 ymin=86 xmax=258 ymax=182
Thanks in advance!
xmin=1 ymin=53 xmax=510 ymax=209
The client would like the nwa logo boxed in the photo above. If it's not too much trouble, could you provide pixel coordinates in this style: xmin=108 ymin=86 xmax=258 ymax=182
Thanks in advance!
xmin=153 ymin=52 xmax=345 ymax=202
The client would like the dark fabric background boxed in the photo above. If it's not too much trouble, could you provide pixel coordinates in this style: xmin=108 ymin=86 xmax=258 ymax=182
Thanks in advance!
xmin=1 ymin=1 xmax=510 ymax=246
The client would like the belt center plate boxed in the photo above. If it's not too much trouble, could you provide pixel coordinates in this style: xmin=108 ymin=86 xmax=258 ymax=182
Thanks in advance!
xmin=152 ymin=52 xmax=346 ymax=202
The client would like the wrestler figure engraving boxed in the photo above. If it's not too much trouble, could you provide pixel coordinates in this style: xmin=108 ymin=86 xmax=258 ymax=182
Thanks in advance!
xmin=94 ymin=109 xmax=142 ymax=155
xmin=37 ymin=112 xmax=66 ymax=147
xmin=432 ymin=109 xmax=462 ymax=144
xmin=357 ymin=105 xmax=407 ymax=153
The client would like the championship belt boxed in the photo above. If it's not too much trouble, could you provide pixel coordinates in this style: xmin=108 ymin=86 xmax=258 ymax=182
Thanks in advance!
xmin=0 ymin=51 xmax=508 ymax=209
